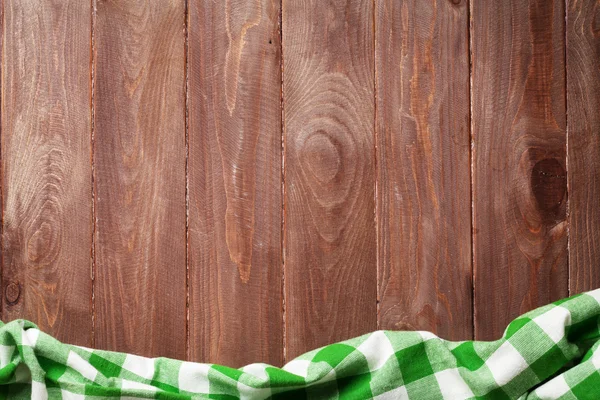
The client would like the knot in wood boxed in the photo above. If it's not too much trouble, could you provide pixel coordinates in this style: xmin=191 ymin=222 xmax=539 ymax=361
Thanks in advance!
xmin=5 ymin=282 xmax=21 ymax=305
xmin=530 ymin=158 xmax=566 ymax=215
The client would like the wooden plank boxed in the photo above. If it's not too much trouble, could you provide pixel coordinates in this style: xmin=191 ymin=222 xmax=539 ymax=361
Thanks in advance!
xmin=1 ymin=0 xmax=92 ymax=346
xmin=187 ymin=0 xmax=283 ymax=366
xmin=472 ymin=0 xmax=568 ymax=339
xmin=567 ymin=0 xmax=600 ymax=293
xmin=93 ymin=0 xmax=187 ymax=358
xmin=283 ymin=0 xmax=377 ymax=359
xmin=375 ymin=0 xmax=472 ymax=339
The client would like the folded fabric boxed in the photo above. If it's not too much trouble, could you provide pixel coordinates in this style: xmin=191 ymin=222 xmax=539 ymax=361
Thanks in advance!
xmin=2 ymin=290 xmax=600 ymax=399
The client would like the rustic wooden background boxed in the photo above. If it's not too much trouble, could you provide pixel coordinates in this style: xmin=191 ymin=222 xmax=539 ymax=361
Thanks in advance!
xmin=1 ymin=0 xmax=598 ymax=367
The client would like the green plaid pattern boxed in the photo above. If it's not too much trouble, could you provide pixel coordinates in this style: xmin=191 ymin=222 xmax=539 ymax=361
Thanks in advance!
xmin=2 ymin=289 xmax=600 ymax=399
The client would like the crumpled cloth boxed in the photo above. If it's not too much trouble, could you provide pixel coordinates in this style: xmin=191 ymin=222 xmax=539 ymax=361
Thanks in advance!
xmin=2 ymin=289 xmax=600 ymax=399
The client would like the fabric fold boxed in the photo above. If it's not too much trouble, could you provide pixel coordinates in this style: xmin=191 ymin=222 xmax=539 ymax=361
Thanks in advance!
xmin=2 ymin=289 xmax=600 ymax=399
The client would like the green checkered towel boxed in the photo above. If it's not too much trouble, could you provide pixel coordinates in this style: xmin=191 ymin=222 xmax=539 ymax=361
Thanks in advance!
xmin=2 ymin=290 xmax=600 ymax=399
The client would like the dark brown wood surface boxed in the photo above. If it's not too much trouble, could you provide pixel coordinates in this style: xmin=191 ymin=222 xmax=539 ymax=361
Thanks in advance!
xmin=1 ymin=0 xmax=93 ymax=346
xmin=187 ymin=0 xmax=283 ymax=366
xmin=567 ymin=0 xmax=600 ymax=293
xmin=0 ymin=0 xmax=597 ymax=366
xmin=471 ymin=0 xmax=568 ymax=340
xmin=376 ymin=0 xmax=472 ymax=339
xmin=93 ymin=0 xmax=187 ymax=358
xmin=282 ymin=0 xmax=377 ymax=360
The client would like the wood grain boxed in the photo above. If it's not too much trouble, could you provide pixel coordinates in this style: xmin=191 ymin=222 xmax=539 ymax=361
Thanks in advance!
xmin=1 ymin=0 xmax=92 ymax=346
xmin=187 ymin=0 xmax=283 ymax=366
xmin=93 ymin=0 xmax=187 ymax=358
xmin=472 ymin=0 xmax=568 ymax=339
xmin=567 ymin=0 xmax=600 ymax=293
xmin=3 ymin=0 xmax=596 ymax=356
xmin=283 ymin=0 xmax=377 ymax=359
xmin=375 ymin=0 xmax=472 ymax=339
